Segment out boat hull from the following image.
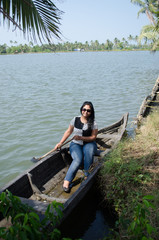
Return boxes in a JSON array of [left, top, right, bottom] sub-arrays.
[[137, 77, 159, 125], [0, 113, 129, 223]]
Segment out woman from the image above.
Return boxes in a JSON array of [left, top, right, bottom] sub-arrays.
[[54, 101, 98, 193]]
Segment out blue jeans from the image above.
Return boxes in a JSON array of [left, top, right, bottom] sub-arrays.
[[64, 141, 97, 183]]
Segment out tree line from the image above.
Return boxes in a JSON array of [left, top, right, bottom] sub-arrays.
[[0, 35, 156, 54], [0, 1, 159, 52], [0, 1, 158, 53]]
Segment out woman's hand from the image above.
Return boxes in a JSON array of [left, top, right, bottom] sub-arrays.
[[54, 125, 74, 151], [54, 142, 62, 150], [73, 135, 82, 140], [73, 129, 98, 142]]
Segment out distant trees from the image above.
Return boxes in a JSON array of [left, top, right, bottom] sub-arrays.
[[0, 35, 156, 55], [0, 44, 7, 54], [105, 39, 113, 50]]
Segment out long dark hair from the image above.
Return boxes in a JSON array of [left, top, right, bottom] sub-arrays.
[[80, 101, 95, 129]]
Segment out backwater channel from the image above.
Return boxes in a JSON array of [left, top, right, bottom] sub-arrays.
[[0, 51, 159, 239]]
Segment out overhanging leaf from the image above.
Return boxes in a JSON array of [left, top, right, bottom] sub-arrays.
[[0, 0, 63, 43]]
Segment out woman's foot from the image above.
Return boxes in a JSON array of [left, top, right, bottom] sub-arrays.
[[62, 180, 70, 193]]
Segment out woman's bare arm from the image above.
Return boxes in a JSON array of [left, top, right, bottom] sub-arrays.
[[54, 125, 74, 150]]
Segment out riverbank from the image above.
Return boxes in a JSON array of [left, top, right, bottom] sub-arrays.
[[0, 41, 156, 55], [99, 110, 159, 239], [0, 48, 154, 56]]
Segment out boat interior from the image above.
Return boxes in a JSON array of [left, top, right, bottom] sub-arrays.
[[1, 116, 126, 206]]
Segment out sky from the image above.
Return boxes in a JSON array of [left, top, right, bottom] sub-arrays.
[[0, 0, 150, 46]]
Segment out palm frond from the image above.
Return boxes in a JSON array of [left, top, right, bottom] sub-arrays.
[[138, 24, 159, 50], [0, 0, 63, 43], [131, 0, 146, 7]]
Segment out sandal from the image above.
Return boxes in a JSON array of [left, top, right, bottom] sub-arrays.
[[62, 185, 70, 193]]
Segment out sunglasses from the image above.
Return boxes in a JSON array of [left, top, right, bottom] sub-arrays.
[[82, 108, 91, 113]]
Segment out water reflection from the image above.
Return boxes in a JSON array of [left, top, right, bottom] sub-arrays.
[[60, 185, 117, 240]]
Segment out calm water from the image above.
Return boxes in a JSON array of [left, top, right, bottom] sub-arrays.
[[0, 51, 159, 239], [0, 51, 159, 187]]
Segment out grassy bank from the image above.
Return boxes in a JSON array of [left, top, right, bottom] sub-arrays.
[[99, 110, 159, 240]]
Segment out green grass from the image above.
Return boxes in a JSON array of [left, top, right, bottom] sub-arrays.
[[99, 111, 159, 240]]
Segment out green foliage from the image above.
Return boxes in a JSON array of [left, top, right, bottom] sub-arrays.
[[100, 111, 159, 239], [128, 195, 156, 239], [0, 0, 62, 43], [131, 0, 159, 51], [0, 44, 7, 54], [106, 195, 157, 240], [0, 35, 154, 56], [0, 190, 64, 240], [100, 141, 153, 213]]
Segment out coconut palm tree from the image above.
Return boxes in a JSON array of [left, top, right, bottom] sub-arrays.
[[138, 24, 159, 50], [131, 0, 157, 25], [0, 0, 62, 43], [131, 0, 159, 50]]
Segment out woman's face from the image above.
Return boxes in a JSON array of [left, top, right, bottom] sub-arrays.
[[81, 104, 92, 118]]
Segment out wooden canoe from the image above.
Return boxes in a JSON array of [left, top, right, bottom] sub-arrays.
[[0, 113, 128, 223], [137, 77, 159, 126]]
